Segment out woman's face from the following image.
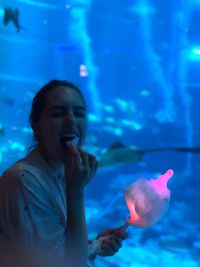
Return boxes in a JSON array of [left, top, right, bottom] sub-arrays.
[[34, 86, 87, 161]]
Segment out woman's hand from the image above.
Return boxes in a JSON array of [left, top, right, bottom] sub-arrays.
[[64, 143, 98, 195], [97, 228, 128, 257], [89, 228, 128, 260]]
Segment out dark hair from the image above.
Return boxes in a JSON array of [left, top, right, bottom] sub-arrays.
[[29, 79, 86, 126]]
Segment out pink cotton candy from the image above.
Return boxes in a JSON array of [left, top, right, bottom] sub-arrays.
[[149, 169, 173, 198], [125, 169, 174, 228]]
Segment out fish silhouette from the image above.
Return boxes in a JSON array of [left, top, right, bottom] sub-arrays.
[[99, 142, 200, 168], [0, 127, 4, 136], [3, 7, 26, 33], [99, 142, 144, 168], [0, 97, 15, 106], [57, 44, 76, 51]]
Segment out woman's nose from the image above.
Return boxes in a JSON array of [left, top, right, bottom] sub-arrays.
[[64, 111, 77, 123]]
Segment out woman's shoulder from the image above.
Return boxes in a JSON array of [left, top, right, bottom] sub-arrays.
[[1, 148, 45, 180], [0, 158, 31, 184], [0, 156, 49, 197], [0, 160, 26, 194], [0, 149, 57, 194]]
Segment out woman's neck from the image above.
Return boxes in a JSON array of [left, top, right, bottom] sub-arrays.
[[38, 145, 64, 177]]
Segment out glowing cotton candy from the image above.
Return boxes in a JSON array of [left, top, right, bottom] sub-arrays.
[[124, 169, 174, 228]]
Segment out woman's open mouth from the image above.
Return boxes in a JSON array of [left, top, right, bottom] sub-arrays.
[[60, 135, 79, 147]]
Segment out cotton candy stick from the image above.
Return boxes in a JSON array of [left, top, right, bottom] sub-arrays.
[[121, 169, 174, 229]]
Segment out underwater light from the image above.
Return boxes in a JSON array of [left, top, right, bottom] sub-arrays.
[[121, 120, 142, 131], [105, 117, 115, 123], [88, 113, 100, 122], [80, 64, 88, 77], [115, 98, 128, 111], [22, 127, 32, 133], [9, 141, 25, 151], [132, 3, 156, 16], [0, 147, 7, 163], [65, 4, 71, 9], [18, 0, 57, 9], [0, 8, 4, 17], [193, 49, 200, 55], [102, 126, 123, 136], [114, 128, 123, 136], [189, 47, 200, 60]]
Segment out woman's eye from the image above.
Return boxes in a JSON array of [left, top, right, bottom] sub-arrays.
[[50, 108, 86, 118], [74, 112, 85, 117], [51, 110, 65, 116]]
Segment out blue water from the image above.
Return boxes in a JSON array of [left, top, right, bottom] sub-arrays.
[[0, 0, 200, 266]]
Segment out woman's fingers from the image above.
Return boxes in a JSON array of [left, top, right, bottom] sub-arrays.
[[64, 145, 98, 190], [98, 228, 128, 240], [77, 147, 98, 177], [88, 154, 98, 177], [66, 143, 81, 167], [77, 147, 89, 169], [104, 235, 122, 250], [100, 237, 122, 256], [100, 243, 116, 256]]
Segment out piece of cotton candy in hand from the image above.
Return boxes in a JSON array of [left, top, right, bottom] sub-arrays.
[[125, 169, 173, 228], [71, 136, 79, 146], [61, 136, 79, 147]]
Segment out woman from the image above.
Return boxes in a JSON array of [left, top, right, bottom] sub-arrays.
[[0, 80, 127, 267]]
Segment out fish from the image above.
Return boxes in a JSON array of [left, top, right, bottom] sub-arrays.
[[98, 142, 200, 168], [0, 97, 15, 106], [98, 142, 144, 168], [18, 0, 57, 9], [3, 7, 26, 33], [0, 126, 4, 136], [57, 44, 76, 52]]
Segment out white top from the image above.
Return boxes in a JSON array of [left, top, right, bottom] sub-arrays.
[[0, 147, 97, 266]]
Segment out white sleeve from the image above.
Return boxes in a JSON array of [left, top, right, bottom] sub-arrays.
[[88, 237, 107, 260]]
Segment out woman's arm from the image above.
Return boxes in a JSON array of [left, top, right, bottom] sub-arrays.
[[63, 143, 98, 267], [65, 193, 88, 267]]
